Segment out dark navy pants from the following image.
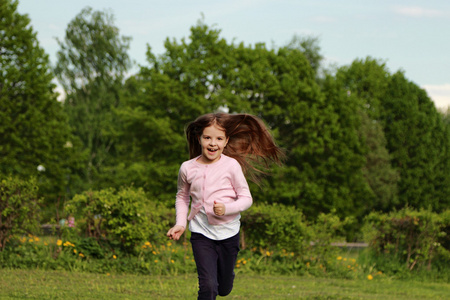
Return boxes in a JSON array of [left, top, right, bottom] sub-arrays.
[[190, 232, 240, 300]]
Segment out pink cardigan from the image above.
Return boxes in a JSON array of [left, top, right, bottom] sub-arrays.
[[175, 154, 253, 228]]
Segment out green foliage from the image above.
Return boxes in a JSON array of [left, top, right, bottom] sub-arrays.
[[241, 203, 352, 265], [1, 209, 449, 282], [241, 203, 311, 255], [309, 211, 354, 261], [336, 58, 450, 213], [0, 176, 42, 250], [362, 208, 450, 275], [357, 109, 399, 212], [286, 35, 323, 73], [65, 187, 170, 252], [0, 0, 76, 210], [54, 7, 132, 192], [2, 4, 449, 249], [382, 73, 450, 211], [123, 21, 374, 225]]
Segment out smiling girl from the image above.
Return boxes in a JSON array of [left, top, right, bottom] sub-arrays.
[[167, 112, 283, 300]]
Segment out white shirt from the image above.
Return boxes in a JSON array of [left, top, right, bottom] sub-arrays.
[[189, 207, 241, 240]]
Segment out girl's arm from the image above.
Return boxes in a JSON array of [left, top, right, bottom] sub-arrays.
[[223, 162, 253, 215], [168, 165, 190, 240], [174, 165, 191, 228]]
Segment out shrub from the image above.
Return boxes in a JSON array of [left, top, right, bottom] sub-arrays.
[[362, 207, 449, 273], [241, 203, 352, 263], [0, 176, 42, 250], [64, 187, 171, 253], [241, 203, 311, 256], [308, 210, 354, 265]]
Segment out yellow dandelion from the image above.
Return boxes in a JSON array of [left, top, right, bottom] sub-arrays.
[[73, 249, 77, 254], [266, 251, 271, 256], [167, 242, 172, 247], [145, 241, 151, 247], [57, 240, 62, 246], [343, 258, 347, 261], [34, 237, 40, 242], [29, 239, 34, 243], [236, 264, 241, 268], [79, 253, 85, 257], [152, 251, 157, 255], [107, 273, 110, 276], [367, 274, 373, 280], [113, 255, 117, 259], [243, 260, 247, 265], [337, 256, 342, 260], [44, 242, 48, 246], [171, 260, 175, 264], [154, 260, 158, 263]]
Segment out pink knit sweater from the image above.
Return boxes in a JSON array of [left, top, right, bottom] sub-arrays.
[[175, 154, 253, 228]]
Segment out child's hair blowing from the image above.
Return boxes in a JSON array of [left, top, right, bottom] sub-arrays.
[[186, 113, 284, 183]]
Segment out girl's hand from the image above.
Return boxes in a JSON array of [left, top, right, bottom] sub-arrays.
[[213, 201, 226, 216], [166, 225, 185, 241]]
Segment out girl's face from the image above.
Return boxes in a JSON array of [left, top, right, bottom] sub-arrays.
[[198, 124, 229, 164]]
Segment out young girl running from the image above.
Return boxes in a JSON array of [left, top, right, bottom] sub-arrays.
[[167, 112, 283, 299]]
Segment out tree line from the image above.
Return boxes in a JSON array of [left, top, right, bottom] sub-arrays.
[[1, 1, 449, 230]]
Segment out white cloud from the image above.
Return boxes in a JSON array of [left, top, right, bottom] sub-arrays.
[[392, 6, 446, 18], [423, 84, 450, 110]]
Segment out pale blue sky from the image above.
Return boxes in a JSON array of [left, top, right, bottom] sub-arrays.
[[17, 0, 450, 109]]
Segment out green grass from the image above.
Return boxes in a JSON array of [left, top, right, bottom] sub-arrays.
[[0, 269, 449, 299]]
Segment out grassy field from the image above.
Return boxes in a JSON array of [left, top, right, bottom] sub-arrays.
[[0, 269, 449, 299]]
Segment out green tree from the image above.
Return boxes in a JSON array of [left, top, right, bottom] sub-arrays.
[[0, 0, 76, 213], [358, 108, 399, 211], [54, 7, 131, 191], [337, 58, 449, 212], [120, 20, 371, 230], [335, 58, 400, 213], [382, 72, 449, 211], [286, 35, 323, 74]]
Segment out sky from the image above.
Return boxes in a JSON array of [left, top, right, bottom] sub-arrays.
[[17, 0, 450, 110]]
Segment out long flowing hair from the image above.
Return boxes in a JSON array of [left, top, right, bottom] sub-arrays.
[[185, 113, 284, 183]]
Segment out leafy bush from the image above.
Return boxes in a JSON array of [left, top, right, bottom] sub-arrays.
[[241, 203, 312, 255], [362, 207, 449, 274], [308, 210, 354, 262], [64, 187, 171, 253], [0, 176, 42, 250], [241, 203, 352, 265]]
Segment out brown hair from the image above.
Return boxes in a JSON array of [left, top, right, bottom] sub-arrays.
[[186, 113, 284, 183]]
